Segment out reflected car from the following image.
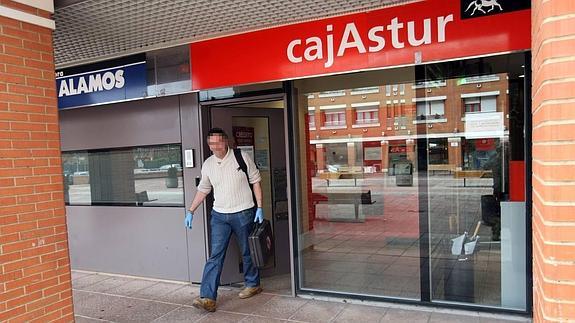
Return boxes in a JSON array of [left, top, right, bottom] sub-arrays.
[[159, 164, 182, 171]]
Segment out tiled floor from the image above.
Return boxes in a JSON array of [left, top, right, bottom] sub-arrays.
[[72, 271, 530, 322], [304, 173, 505, 306]]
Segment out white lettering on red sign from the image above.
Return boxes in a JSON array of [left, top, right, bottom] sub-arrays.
[[287, 14, 454, 68]]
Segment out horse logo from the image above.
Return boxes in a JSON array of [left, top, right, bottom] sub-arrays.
[[465, 0, 503, 16]]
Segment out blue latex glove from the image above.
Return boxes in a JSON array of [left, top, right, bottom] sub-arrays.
[[185, 211, 193, 229], [254, 207, 263, 223]]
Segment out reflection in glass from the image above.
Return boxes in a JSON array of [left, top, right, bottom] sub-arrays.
[[294, 53, 527, 309], [425, 59, 526, 309], [296, 72, 421, 299], [62, 144, 184, 207], [145, 45, 191, 97]]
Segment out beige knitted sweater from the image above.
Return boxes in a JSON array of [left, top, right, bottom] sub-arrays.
[[197, 148, 261, 213]]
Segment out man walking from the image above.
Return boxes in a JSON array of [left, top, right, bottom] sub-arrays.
[[185, 128, 264, 312]]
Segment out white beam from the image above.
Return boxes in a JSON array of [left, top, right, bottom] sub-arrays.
[[0, 5, 55, 29]]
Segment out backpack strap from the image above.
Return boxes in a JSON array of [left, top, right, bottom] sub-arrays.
[[233, 149, 258, 207], [234, 148, 248, 177]]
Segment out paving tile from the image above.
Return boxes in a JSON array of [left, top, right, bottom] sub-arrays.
[[153, 284, 201, 306], [129, 281, 188, 300], [239, 315, 288, 323], [333, 304, 387, 323], [75, 315, 111, 323], [261, 275, 291, 295], [73, 291, 117, 319], [98, 278, 160, 297], [78, 276, 137, 293], [251, 295, 308, 319], [197, 311, 248, 322], [429, 312, 481, 323], [477, 313, 532, 323], [380, 308, 431, 322], [74, 292, 178, 322], [288, 300, 345, 323], [73, 290, 92, 303], [72, 271, 94, 281], [72, 273, 114, 290], [217, 291, 274, 314], [152, 306, 208, 322]]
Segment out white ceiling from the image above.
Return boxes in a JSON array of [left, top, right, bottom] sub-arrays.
[[53, 0, 413, 67]]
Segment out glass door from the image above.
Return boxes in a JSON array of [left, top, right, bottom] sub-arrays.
[[425, 55, 528, 310], [293, 68, 422, 299]]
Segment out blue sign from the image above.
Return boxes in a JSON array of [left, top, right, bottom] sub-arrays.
[[56, 56, 147, 109]]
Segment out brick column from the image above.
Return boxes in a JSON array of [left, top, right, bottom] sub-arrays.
[[532, 0, 575, 321], [0, 1, 74, 322]]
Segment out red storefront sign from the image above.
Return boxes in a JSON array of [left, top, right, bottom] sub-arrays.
[[190, 0, 530, 90]]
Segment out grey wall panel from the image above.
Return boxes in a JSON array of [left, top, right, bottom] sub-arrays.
[[66, 206, 189, 281], [59, 96, 181, 151], [179, 93, 208, 282]]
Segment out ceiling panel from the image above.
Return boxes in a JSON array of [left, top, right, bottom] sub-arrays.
[[53, 0, 414, 67]]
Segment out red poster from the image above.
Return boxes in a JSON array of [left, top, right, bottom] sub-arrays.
[[475, 138, 496, 151], [389, 146, 407, 154], [232, 126, 254, 147], [190, 0, 530, 90]]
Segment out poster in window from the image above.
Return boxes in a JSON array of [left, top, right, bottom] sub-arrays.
[[233, 126, 255, 147], [364, 147, 381, 161]]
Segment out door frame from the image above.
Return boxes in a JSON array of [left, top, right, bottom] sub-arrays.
[[198, 92, 296, 296]]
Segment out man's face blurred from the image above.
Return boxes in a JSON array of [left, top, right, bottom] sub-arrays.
[[207, 134, 228, 157]]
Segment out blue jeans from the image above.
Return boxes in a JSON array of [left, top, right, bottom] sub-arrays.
[[200, 208, 260, 300]]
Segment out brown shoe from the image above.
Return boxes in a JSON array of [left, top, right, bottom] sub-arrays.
[[238, 286, 263, 299], [192, 297, 216, 312]]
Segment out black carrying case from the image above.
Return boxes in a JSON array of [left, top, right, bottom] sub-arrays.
[[248, 219, 274, 269]]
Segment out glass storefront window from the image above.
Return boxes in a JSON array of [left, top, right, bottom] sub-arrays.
[[62, 144, 184, 207], [323, 110, 346, 128], [198, 82, 283, 101], [464, 96, 497, 113], [416, 99, 445, 120], [293, 53, 527, 310], [145, 45, 191, 97], [295, 66, 420, 299], [355, 108, 379, 125]]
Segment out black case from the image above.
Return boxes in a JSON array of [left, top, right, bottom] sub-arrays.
[[248, 219, 274, 269]]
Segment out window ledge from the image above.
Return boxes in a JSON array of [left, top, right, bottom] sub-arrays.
[[412, 118, 447, 124], [320, 125, 348, 130], [352, 123, 380, 128]]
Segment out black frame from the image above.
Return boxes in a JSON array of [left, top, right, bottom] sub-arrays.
[[286, 51, 533, 316], [62, 143, 185, 207]]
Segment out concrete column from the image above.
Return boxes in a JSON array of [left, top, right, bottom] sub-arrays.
[[347, 142, 356, 167], [448, 137, 462, 170], [406, 139, 416, 168], [381, 141, 389, 172], [316, 144, 326, 172]]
